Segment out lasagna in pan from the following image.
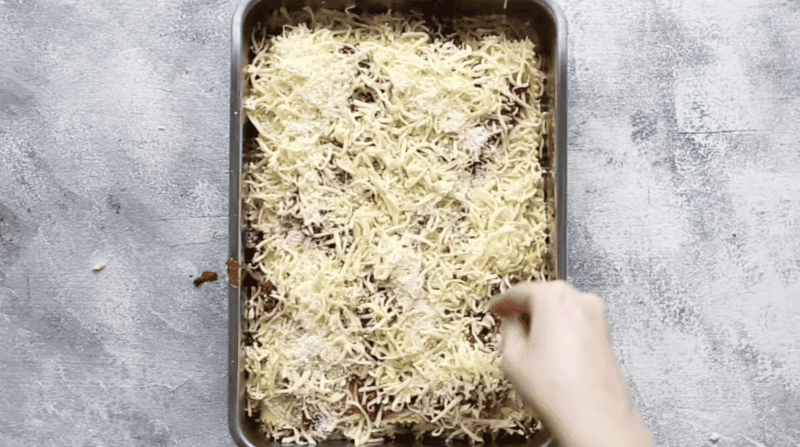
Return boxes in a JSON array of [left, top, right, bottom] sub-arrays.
[[240, 6, 552, 445]]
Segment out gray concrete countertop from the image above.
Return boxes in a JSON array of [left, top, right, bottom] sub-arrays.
[[1, 0, 798, 446]]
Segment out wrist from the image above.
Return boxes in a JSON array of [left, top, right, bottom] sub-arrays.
[[552, 408, 655, 447]]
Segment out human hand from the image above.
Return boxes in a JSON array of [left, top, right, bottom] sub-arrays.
[[488, 281, 656, 447]]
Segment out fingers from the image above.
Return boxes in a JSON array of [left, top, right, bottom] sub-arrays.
[[500, 355, 549, 428], [491, 279, 572, 303], [488, 298, 530, 318], [498, 315, 545, 409], [489, 285, 533, 333], [500, 356, 536, 406], [495, 299, 534, 403], [490, 280, 574, 334], [488, 284, 532, 311], [489, 280, 573, 316], [498, 314, 528, 363]]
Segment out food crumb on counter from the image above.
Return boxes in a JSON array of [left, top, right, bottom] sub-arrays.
[[193, 271, 218, 287], [92, 263, 105, 271]]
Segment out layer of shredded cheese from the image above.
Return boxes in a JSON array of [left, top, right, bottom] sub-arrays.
[[241, 7, 552, 446]]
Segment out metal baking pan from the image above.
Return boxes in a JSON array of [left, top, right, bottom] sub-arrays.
[[228, 0, 567, 445]]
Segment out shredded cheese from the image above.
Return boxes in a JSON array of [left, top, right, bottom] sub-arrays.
[[241, 7, 552, 446]]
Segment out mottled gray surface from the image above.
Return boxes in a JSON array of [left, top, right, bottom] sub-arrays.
[[0, 0, 798, 446]]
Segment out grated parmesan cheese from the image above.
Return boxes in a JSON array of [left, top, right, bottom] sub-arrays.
[[241, 7, 552, 446]]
